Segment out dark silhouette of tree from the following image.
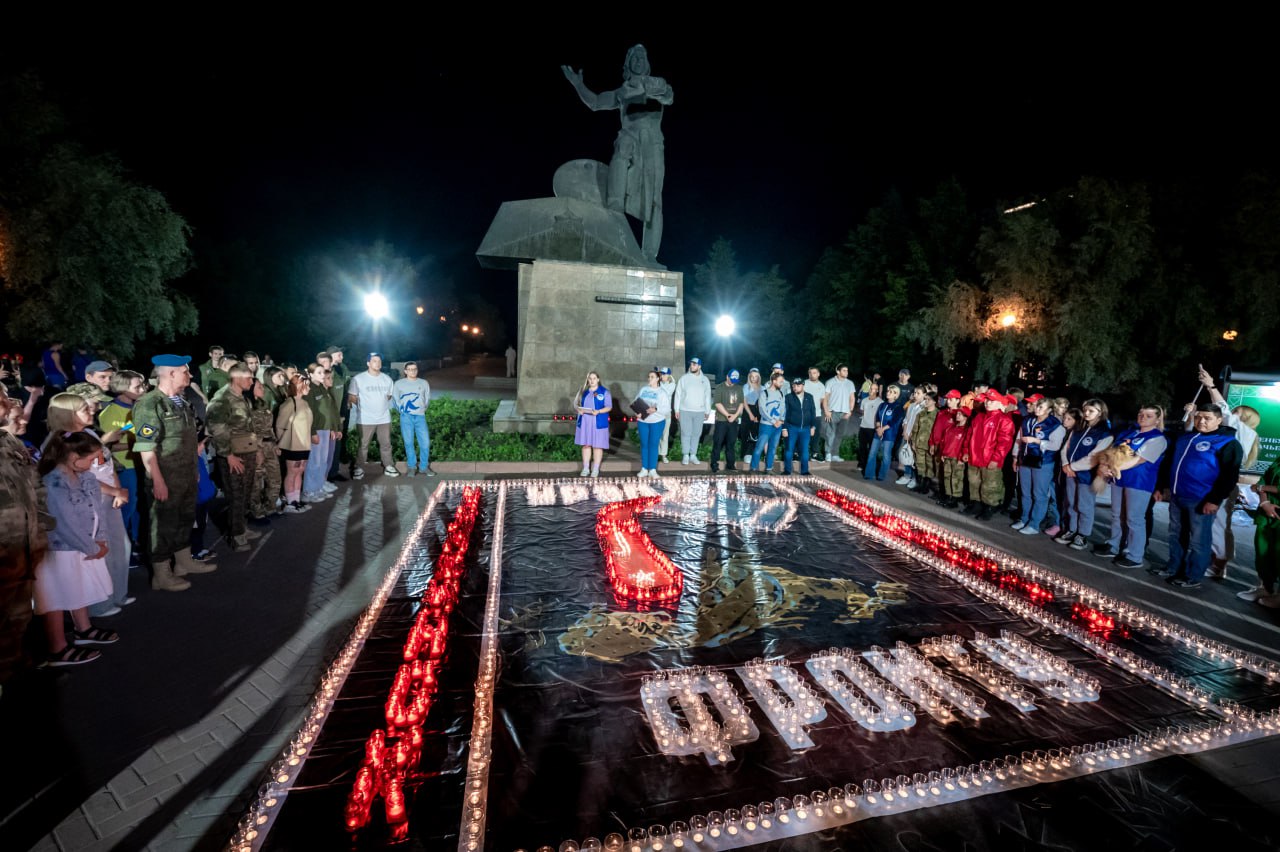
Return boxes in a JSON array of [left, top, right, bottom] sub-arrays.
[[0, 73, 194, 357]]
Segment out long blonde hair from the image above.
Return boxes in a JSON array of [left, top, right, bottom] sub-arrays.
[[579, 371, 601, 399]]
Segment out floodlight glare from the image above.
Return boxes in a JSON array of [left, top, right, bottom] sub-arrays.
[[364, 292, 390, 320], [715, 314, 736, 337]]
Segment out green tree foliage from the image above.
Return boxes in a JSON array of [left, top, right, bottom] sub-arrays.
[[907, 178, 1169, 398], [805, 180, 979, 375], [0, 73, 194, 357]]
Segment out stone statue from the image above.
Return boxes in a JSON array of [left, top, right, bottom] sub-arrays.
[[562, 44, 672, 263]]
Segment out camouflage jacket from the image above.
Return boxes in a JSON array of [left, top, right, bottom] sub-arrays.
[[206, 386, 259, 456], [0, 431, 50, 575]]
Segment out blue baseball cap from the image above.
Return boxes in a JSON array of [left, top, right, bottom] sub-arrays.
[[658, 366, 672, 375], [748, 367, 761, 375], [151, 354, 191, 367], [689, 357, 701, 365], [771, 362, 784, 372], [727, 369, 740, 382]]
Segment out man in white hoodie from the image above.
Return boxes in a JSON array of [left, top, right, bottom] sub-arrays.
[[673, 357, 712, 465]]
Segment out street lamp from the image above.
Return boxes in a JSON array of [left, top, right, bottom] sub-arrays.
[[715, 314, 736, 381], [1000, 312, 1017, 328], [364, 292, 389, 320]]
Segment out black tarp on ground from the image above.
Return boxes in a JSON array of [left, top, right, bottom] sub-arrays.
[[264, 480, 1280, 851]]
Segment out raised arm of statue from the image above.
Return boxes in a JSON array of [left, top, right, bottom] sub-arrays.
[[561, 65, 618, 112]]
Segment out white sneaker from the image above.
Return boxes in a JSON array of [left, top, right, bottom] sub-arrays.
[[579, 468, 591, 477], [302, 491, 325, 503], [682, 456, 690, 465], [649, 469, 661, 479], [660, 456, 669, 464], [637, 469, 649, 478], [895, 475, 911, 485], [1238, 585, 1268, 602], [906, 478, 918, 489], [1011, 521, 1028, 531], [322, 482, 338, 493], [832, 455, 844, 462], [1259, 592, 1280, 609], [384, 466, 401, 477], [590, 469, 600, 478]]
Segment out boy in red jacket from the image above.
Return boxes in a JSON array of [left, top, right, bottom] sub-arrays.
[[962, 393, 1017, 520], [937, 405, 970, 509]]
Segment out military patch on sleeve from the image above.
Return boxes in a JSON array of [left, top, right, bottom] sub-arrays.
[[138, 424, 158, 438]]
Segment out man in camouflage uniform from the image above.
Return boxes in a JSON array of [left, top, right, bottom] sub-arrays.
[[199, 345, 226, 398], [206, 362, 261, 552], [65, 359, 116, 407], [133, 355, 216, 591], [249, 377, 283, 519], [0, 388, 48, 686]]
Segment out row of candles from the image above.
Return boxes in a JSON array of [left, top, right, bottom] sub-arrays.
[[796, 484, 1255, 721], [344, 486, 483, 841], [460, 484, 510, 851], [597, 497, 684, 604], [527, 714, 1280, 852], [226, 486, 454, 851], [939, 632, 1100, 705], [645, 480, 799, 534]]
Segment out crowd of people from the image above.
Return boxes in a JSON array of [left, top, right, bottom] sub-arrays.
[[0, 342, 436, 677], [609, 357, 1278, 605]]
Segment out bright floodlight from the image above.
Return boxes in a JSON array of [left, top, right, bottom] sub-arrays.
[[1000, 312, 1017, 328], [364, 292, 390, 320], [715, 314, 736, 337]]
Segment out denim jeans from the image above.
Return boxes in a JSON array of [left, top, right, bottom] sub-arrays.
[[864, 431, 896, 480], [118, 467, 139, 543], [303, 431, 332, 494], [1106, 486, 1152, 561], [399, 414, 430, 471], [1066, 478, 1098, 536], [1166, 495, 1216, 581], [784, 427, 811, 474], [1018, 464, 1055, 527], [752, 423, 781, 472], [638, 420, 662, 470]]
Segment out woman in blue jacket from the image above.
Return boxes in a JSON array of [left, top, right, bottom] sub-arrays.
[[864, 385, 903, 481]]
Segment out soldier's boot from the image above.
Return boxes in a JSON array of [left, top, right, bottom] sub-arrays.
[[174, 550, 217, 576], [151, 560, 192, 592]]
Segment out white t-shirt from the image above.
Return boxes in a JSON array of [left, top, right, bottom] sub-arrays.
[[351, 371, 395, 425]]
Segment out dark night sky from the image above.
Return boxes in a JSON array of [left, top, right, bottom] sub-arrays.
[[6, 21, 1273, 355]]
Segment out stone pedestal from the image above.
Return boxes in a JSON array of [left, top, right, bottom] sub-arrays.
[[493, 259, 684, 434]]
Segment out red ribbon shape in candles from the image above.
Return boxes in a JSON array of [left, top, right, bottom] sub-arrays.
[[596, 496, 683, 605]]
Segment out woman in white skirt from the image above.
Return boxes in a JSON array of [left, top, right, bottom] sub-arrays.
[[36, 431, 119, 666]]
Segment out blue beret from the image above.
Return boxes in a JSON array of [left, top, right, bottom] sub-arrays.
[[151, 354, 191, 367]]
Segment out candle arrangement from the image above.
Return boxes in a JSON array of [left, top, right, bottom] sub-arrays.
[[596, 496, 683, 605], [343, 486, 482, 841], [640, 667, 760, 765]]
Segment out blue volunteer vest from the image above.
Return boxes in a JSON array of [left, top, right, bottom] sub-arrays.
[[1170, 430, 1236, 502], [1113, 428, 1164, 493], [1021, 415, 1062, 467], [1063, 424, 1110, 485], [580, 389, 610, 429]]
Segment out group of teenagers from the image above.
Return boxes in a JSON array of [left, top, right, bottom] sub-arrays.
[[0, 342, 436, 675], [572, 359, 1280, 606], [851, 366, 1278, 602]]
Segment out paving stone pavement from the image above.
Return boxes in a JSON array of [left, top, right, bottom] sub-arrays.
[[4, 461, 1279, 852]]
